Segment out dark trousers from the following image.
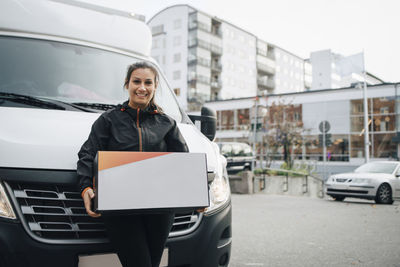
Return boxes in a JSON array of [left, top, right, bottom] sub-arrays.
[[103, 213, 174, 267]]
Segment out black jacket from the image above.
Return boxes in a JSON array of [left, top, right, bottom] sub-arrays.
[[77, 101, 189, 193]]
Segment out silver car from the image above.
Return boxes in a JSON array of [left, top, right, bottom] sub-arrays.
[[325, 161, 400, 204]]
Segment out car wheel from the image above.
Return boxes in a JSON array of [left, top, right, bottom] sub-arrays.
[[333, 196, 345, 201], [375, 183, 393, 204]]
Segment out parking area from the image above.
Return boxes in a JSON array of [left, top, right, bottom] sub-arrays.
[[229, 194, 400, 267]]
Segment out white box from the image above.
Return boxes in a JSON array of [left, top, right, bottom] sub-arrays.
[[93, 151, 209, 213]]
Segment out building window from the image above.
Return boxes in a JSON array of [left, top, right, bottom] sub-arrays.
[[173, 70, 181, 80], [173, 53, 181, 63], [151, 24, 164, 35], [173, 19, 182, 29], [380, 107, 389, 114], [173, 88, 180, 96], [173, 36, 181, 46], [237, 109, 250, 130], [283, 55, 288, 62], [152, 39, 160, 49], [221, 110, 234, 130], [294, 112, 301, 122]]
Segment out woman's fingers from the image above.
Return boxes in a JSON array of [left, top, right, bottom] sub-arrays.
[[83, 189, 101, 217], [88, 189, 95, 199], [87, 209, 102, 218], [196, 207, 206, 213]]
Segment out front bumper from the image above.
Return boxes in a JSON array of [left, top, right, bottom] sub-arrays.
[[0, 202, 232, 267], [167, 202, 232, 267], [325, 183, 377, 200], [0, 218, 111, 267]]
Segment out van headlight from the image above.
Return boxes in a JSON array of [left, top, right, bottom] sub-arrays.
[[205, 166, 230, 215], [0, 181, 16, 219]]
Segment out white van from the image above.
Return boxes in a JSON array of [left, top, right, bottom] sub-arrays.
[[0, 1, 232, 266]]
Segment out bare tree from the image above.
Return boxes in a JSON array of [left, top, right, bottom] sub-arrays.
[[263, 99, 304, 169]]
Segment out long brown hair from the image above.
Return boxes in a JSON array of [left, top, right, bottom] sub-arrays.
[[124, 62, 161, 111]]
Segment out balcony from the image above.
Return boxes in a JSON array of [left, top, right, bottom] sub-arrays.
[[211, 61, 222, 72], [257, 62, 275, 75], [188, 56, 211, 68], [188, 74, 210, 86], [189, 19, 222, 38], [257, 55, 275, 75], [189, 38, 223, 55], [257, 77, 275, 90], [210, 44, 223, 55], [189, 20, 210, 32], [211, 18, 222, 38], [211, 79, 222, 89]]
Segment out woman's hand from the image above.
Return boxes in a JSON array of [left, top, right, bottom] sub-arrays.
[[196, 208, 206, 213], [82, 188, 101, 218]]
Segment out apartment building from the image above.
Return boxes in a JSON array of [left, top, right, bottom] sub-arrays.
[[148, 5, 307, 111], [149, 5, 384, 112], [310, 49, 383, 90]]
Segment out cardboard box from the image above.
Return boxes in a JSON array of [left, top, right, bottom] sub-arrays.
[[93, 151, 209, 213]]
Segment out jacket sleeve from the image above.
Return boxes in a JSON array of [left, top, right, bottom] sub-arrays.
[[165, 119, 189, 152], [77, 114, 110, 194]]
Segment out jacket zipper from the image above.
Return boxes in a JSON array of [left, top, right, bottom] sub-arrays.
[[137, 108, 143, 151]]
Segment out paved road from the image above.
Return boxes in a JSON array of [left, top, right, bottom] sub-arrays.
[[229, 194, 400, 267]]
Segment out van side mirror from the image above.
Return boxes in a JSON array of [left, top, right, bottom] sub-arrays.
[[188, 106, 217, 141]]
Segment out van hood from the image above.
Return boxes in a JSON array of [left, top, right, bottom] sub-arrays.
[[0, 107, 219, 172], [0, 107, 99, 170]]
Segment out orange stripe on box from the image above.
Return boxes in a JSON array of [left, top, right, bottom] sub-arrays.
[[98, 151, 171, 171]]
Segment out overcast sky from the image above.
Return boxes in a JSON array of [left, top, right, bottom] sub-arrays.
[[95, 0, 399, 83]]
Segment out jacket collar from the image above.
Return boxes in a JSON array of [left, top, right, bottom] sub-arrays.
[[120, 100, 159, 115]]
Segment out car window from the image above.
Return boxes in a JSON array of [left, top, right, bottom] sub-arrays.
[[220, 144, 233, 156], [354, 162, 398, 174], [219, 143, 253, 157]]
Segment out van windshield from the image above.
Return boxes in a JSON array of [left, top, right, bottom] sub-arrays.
[[0, 36, 182, 121]]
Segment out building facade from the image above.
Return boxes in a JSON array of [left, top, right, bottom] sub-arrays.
[[148, 5, 307, 111], [205, 83, 400, 165], [149, 5, 384, 114], [310, 49, 383, 90]]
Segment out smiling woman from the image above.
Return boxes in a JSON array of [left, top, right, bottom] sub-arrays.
[[77, 61, 190, 266], [124, 62, 158, 110]]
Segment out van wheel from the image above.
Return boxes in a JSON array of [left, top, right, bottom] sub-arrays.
[[375, 183, 393, 204]]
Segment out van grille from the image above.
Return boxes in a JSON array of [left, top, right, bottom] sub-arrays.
[[7, 182, 201, 243]]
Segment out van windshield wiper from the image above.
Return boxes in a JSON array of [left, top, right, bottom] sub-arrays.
[[0, 92, 65, 110], [72, 102, 116, 111]]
